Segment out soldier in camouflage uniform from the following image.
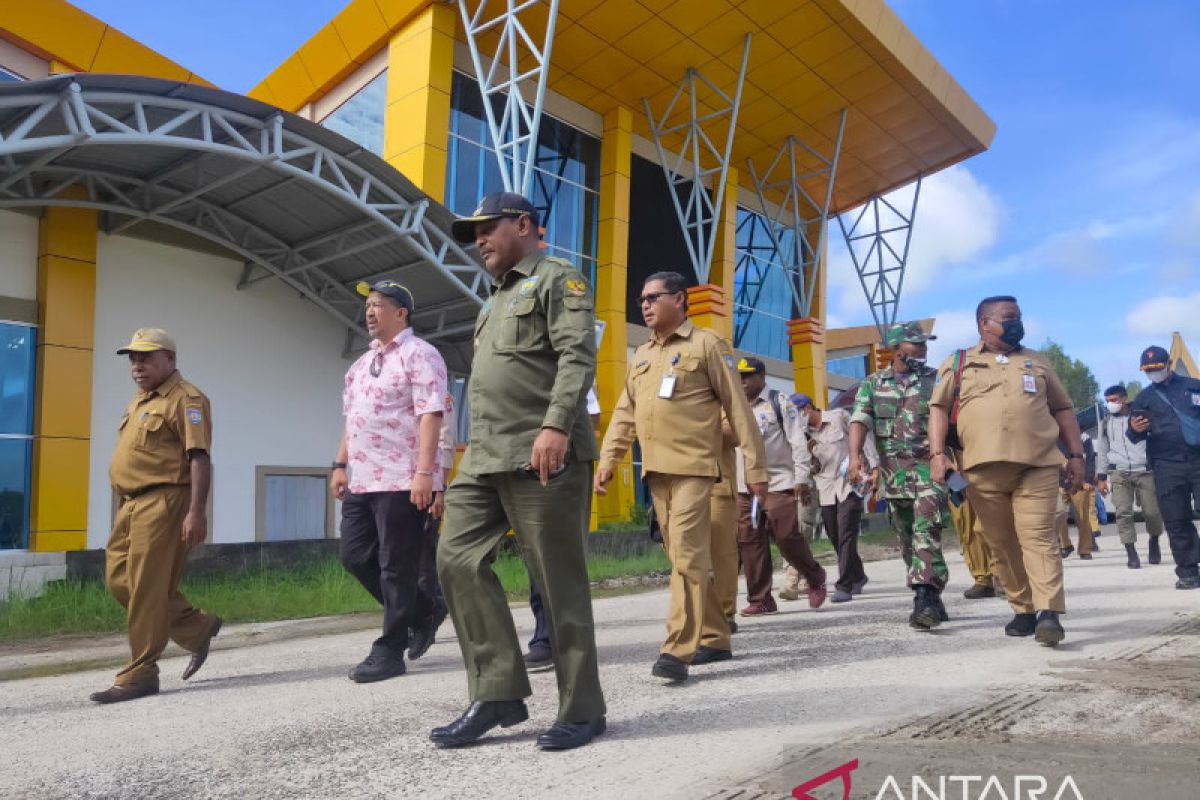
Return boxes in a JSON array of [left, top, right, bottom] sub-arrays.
[[847, 321, 951, 630]]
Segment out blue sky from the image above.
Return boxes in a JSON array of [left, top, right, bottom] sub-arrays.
[[73, 0, 1200, 393]]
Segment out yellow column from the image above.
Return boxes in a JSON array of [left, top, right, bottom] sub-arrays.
[[383, 3, 455, 202], [594, 106, 635, 524], [30, 206, 97, 552], [791, 220, 830, 404], [687, 167, 738, 342]]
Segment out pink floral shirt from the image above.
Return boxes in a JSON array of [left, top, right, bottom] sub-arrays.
[[343, 328, 448, 493]]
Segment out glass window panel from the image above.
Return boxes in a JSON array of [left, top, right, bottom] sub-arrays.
[[0, 323, 35, 435], [322, 71, 387, 156], [733, 207, 798, 362], [0, 68, 23, 82], [0, 438, 31, 550], [827, 355, 868, 379]]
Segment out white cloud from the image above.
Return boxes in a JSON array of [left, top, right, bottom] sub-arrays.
[[925, 309, 978, 366], [828, 165, 1003, 318], [1167, 192, 1200, 249], [1125, 292, 1200, 341]]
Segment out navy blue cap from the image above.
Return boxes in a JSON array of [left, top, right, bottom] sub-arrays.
[[1139, 346, 1170, 371], [451, 192, 539, 243], [356, 280, 414, 313]]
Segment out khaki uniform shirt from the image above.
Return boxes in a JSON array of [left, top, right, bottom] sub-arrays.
[[807, 408, 878, 505], [930, 343, 1073, 470], [459, 253, 599, 475], [600, 320, 767, 483], [109, 371, 211, 497], [735, 390, 811, 493]]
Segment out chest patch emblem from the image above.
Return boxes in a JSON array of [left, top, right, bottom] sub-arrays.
[[519, 276, 541, 297]]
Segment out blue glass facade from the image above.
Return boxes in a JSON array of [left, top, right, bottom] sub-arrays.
[[322, 70, 387, 156], [827, 354, 868, 379], [445, 71, 600, 284], [0, 322, 36, 550], [732, 207, 798, 362]]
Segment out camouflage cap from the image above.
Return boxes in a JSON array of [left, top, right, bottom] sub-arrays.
[[884, 321, 936, 348]]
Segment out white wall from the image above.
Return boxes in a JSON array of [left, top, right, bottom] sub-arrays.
[[89, 235, 351, 547], [0, 210, 38, 303]]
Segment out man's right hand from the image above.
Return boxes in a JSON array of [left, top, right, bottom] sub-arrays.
[[1130, 414, 1151, 433], [930, 453, 952, 485], [330, 467, 349, 500], [594, 466, 613, 495], [847, 455, 863, 486]]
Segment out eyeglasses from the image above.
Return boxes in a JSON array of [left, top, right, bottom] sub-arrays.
[[637, 291, 678, 306], [369, 351, 384, 377]]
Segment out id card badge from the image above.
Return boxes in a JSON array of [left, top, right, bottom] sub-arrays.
[[658, 372, 677, 399], [1022, 373, 1037, 393]]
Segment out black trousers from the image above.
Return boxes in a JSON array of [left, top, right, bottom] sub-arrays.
[[822, 495, 866, 593], [1153, 458, 1200, 579], [528, 573, 550, 652], [340, 491, 431, 654]]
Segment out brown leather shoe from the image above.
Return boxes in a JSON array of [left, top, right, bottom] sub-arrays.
[[181, 616, 223, 681], [90, 681, 159, 704]]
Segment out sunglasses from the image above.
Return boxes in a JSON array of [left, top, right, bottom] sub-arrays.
[[637, 291, 679, 306]]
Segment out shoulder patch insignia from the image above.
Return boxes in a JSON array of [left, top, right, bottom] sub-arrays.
[[187, 407, 203, 425], [564, 277, 588, 297], [519, 276, 541, 296], [724, 354, 735, 369]]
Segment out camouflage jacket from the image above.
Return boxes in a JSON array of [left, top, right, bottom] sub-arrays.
[[849, 365, 944, 499]]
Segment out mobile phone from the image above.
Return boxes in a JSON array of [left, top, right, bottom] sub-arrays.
[[946, 470, 969, 493], [517, 461, 569, 480]]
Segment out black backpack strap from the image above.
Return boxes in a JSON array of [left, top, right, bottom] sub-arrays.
[[768, 389, 785, 431]]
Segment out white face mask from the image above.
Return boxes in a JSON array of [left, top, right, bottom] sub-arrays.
[[1105, 401, 1123, 414], [1145, 369, 1170, 384]]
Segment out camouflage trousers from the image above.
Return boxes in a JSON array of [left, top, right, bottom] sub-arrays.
[[888, 494, 950, 590]]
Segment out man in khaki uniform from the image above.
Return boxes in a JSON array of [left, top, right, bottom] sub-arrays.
[[91, 329, 221, 704], [930, 296, 1085, 646], [433, 193, 605, 752], [598, 271, 767, 682], [949, 490, 1001, 598]]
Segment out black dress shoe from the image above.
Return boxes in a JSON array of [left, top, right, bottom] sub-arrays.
[[1148, 536, 1162, 564], [1176, 575, 1200, 590], [651, 653, 688, 681], [181, 616, 223, 681], [1004, 613, 1037, 637], [1034, 610, 1065, 646], [1060, 545, 1074, 559], [349, 651, 406, 683], [408, 607, 447, 661], [963, 583, 996, 600], [691, 645, 733, 665], [523, 645, 555, 672], [536, 717, 606, 750], [1079, 553, 1093, 560], [430, 700, 528, 747], [89, 681, 159, 704], [727, 618, 739, 634]]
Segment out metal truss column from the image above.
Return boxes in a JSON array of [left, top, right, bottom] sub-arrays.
[[836, 177, 923, 337], [642, 34, 751, 285], [458, 0, 561, 196], [746, 108, 846, 319]]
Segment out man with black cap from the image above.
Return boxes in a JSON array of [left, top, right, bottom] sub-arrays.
[[331, 280, 448, 683], [1126, 345, 1200, 589], [91, 328, 221, 704], [734, 356, 827, 615], [848, 321, 951, 630], [433, 192, 606, 751]]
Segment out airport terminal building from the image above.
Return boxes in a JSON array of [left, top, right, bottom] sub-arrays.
[[0, 0, 993, 572]]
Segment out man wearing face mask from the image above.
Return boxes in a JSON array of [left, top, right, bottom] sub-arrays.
[[1126, 346, 1200, 589], [1096, 384, 1164, 569], [929, 296, 1085, 646], [849, 321, 951, 629]]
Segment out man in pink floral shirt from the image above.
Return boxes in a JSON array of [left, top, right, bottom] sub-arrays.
[[330, 280, 447, 683]]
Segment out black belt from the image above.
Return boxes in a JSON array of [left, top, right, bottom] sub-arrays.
[[121, 483, 175, 501]]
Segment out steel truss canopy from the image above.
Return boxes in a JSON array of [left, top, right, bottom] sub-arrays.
[[0, 74, 488, 373]]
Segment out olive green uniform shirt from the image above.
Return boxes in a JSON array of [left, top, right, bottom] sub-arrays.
[[930, 343, 1073, 471], [109, 371, 211, 496], [459, 253, 598, 475], [600, 320, 767, 483]]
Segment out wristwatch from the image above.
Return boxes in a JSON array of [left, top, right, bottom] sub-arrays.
[[1067, 454, 1084, 460], [332, 461, 348, 470]]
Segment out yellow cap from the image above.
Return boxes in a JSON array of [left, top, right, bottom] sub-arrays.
[[117, 328, 176, 355]]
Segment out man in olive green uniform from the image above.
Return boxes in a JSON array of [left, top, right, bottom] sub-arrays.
[[929, 296, 1085, 647], [598, 271, 767, 681], [91, 328, 222, 704], [850, 322, 951, 629], [433, 193, 605, 752]]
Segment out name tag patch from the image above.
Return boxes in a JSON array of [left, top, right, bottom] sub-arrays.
[[1022, 374, 1037, 393], [658, 373, 676, 399], [187, 407, 203, 424]]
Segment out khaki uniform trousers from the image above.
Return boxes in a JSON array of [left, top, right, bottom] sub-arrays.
[[647, 474, 728, 660], [105, 485, 215, 687], [963, 462, 1066, 614], [708, 492, 739, 628], [1058, 487, 1095, 555], [950, 495, 998, 586]]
